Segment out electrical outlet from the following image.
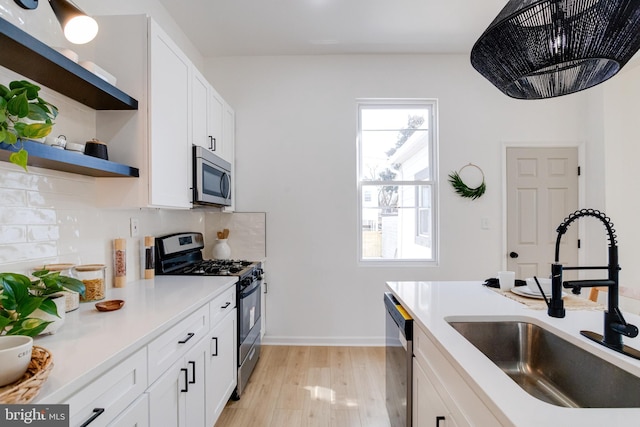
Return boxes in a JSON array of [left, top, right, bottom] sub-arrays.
[[130, 218, 140, 237], [481, 217, 489, 230]]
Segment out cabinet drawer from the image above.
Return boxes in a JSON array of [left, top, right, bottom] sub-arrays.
[[414, 326, 503, 426], [210, 286, 236, 326], [66, 347, 147, 427], [148, 304, 209, 383]]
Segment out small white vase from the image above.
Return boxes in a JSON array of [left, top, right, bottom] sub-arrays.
[[33, 294, 66, 335], [212, 239, 231, 260]]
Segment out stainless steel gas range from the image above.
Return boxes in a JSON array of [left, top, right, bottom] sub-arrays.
[[155, 232, 262, 399]]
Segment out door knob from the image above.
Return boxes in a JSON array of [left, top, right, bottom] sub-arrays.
[[509, 252, 519, 258]]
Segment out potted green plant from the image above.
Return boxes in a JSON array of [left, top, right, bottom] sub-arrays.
[[0, 80, 58, 171], [0, 270, 84, 337]]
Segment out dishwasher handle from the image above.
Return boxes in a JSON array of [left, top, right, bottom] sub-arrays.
[[384, 292, 413, 340]]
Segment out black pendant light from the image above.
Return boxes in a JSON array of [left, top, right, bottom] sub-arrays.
[[471, 0, 640, 99], [14, 0, 98, 44]]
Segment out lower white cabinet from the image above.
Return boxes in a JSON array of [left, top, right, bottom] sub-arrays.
[[107, 394, 149, 427], [147, 336, 209, 427], [413, 358, 457, 427], [146, 290, 237, 427], [413, 326, 502, 426], [66, 348, 148, 427], [206, 307, 237, 426], [61, 286, 237, 427]]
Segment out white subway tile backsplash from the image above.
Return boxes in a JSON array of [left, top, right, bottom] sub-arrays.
[[28, 225, 61, 242], [0, 242, 57, 264], [0, 207, 56, 225], [0, 188, 26, 207], [0, 226, 26, 244]]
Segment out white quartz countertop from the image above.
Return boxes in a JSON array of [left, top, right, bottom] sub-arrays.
[[386, 281, 640, 427], [32, 275, 237, 403]]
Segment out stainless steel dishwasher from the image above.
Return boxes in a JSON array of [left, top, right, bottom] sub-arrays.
[[385, 292, 413, 427]]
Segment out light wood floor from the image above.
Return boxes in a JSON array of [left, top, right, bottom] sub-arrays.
[[215, 345, 391, 427]]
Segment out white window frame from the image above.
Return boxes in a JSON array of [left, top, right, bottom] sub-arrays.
[[356, 99, 439, 266]]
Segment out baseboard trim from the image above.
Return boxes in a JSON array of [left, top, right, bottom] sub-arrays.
[[262, 335, 385, 346]]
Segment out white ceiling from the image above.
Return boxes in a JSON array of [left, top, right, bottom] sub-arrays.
[[158, 0, 508, 57]]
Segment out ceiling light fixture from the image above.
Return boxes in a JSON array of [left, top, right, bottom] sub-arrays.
[[14, 0, 98, 44], [471, 0, 640, 99]]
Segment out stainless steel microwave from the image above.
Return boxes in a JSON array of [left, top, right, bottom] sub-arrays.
[[192, 146, 232, 207]]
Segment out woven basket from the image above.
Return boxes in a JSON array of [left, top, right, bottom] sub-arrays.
[[0, 346, 53, 404]]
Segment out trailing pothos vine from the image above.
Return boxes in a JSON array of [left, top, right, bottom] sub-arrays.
[[0, 80, 58, 171], [448, 163, 486, 200]]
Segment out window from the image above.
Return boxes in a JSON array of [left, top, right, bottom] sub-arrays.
[[357, 100, 438, 264]]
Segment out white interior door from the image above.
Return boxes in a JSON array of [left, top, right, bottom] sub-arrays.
[[506, 147, 579, 280]]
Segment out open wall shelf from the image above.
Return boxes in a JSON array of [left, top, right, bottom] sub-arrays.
[[0, 17, 139, 177], [0, 140, 139, 178], [0, 18, 138, 110]]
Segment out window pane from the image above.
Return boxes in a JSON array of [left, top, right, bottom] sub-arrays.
[[360, 105, 431, 182], [361, 184, 434, 260], [361, 108, 429, 131]]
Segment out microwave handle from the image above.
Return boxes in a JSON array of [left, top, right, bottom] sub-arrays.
[[221, 172, 231, 200]]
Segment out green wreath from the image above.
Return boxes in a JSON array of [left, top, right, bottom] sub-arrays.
[[448, 164, 486, 200]]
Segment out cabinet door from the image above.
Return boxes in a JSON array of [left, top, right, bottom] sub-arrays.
[[206, 308, 237, 427], [413, 358, 456, 427], [107, 394, 149, 427], [148, 20, 191, 208], [208, 87, 224, 159], [147, 358, 186, 427], [184, 337, 208, 427], [191, 69, 210, 151]]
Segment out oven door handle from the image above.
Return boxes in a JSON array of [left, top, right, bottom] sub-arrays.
[[240, 282, 261, 299]]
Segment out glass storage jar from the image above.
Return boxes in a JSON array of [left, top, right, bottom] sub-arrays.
[[73, 264, 106, 302], [32, 263, 80, 312]]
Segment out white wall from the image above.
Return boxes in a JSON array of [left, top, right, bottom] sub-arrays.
[[603, 63, 640, 295], [205, 54, 600, 344]]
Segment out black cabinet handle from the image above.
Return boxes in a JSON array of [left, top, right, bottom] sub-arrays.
[[180, 368, 189, 392], [509, 251, 519, 258], [188, 361, 196, 384], [178, 332, 195, 344], [209, 136, 216, 151], [436, 415, 446, 426], [221, 301, 231, 309], [79, 408, 105, 427], [212, 337, 218, 356]]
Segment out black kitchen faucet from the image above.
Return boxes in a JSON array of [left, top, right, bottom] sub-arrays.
[[546, 209, 640, 359]]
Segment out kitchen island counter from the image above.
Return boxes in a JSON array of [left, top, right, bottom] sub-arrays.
[[33, 275, 237, 404], [386, 281, 640, 427]]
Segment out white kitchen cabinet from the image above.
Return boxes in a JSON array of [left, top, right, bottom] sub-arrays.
[[413, 325, 502, 426], [221, 102, 236, 212], [147, 304, 210, 383], [107, 394, 149, 427], [147, 357, 185, 427], [191, 67, 233, 163], [207, 307, 237, 426], [148, 20, 191, 208], [413, 358, 456, 427], [83, 16, 192, 208], [147, 333, 209, 427], [208, 87, 226, 160], [192, 68, 211, 152], [65, 347, 147, 427]]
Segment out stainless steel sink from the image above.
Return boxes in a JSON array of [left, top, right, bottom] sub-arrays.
[[448, 320, 640, 408]]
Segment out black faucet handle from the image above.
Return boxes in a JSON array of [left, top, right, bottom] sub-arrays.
[[611, 307, 639, 338]]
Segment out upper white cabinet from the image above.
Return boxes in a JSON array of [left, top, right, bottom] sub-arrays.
[[84, 15, 234, 209], [191, 67, 233, 164], [148, 20, 191, 208]]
